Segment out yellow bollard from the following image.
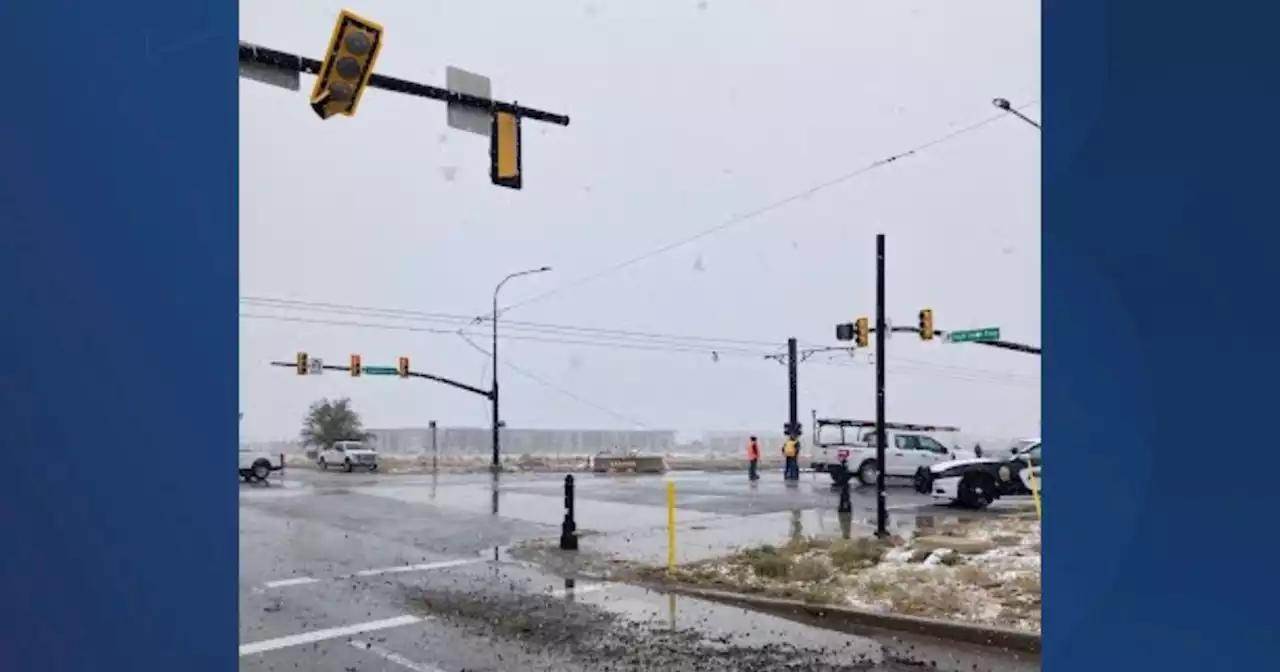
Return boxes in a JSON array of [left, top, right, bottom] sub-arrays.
[[1023, 455, 1042, 522], [666, 480, 677, 575]]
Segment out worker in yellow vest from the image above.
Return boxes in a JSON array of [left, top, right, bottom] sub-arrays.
[[782, 437, 799, 481]]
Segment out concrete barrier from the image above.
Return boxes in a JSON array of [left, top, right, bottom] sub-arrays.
[[591, 455, 668, 474]]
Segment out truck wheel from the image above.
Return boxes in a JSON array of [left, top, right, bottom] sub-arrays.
[[856, 459, 880, 487], [957, 474, 996, 509], [368, 463, 378, 472], [319, 458, 327, 471], [343, 459, 353, 473], [252, 460, 271, 482]]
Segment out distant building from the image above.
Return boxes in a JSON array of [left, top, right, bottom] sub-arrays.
[[363, 426, 679, 455]]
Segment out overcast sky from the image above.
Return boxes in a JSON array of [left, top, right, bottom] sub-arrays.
[[239, 0, 1040, 442]]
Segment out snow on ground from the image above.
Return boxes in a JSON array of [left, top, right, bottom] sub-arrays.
[[662, 513, 1041, 633]]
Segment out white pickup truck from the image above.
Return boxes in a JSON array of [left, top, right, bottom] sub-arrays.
[[317, 440, 379, 472], [809, 416, 974, 486], [238, 446, 283, 483]]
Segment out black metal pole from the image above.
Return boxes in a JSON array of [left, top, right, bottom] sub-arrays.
[[430, 420, 438, 473], [875, 233, 889, 539], [787, 338, 799, 440], [491, 288, 501, 474], [560, 474, 578, 550]]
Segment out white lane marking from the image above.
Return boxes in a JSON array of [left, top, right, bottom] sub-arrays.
[[353, 557, 481, 578], [350, 640, 447, 672], [259, 557, 483, 590], [262, 576, 320, 588], [238, 614, 422, 656], [547, 582, 610, 599]]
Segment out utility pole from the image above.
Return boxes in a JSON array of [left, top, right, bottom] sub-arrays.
[[787, 337, 799, 441], [874, 234, 889, 539]]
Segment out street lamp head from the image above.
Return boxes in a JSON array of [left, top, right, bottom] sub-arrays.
[[537, 266, 552, 272], [992, 98, 1012, 111]]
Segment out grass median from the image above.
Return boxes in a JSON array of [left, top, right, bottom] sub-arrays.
[[638, 512, 1041, 634]]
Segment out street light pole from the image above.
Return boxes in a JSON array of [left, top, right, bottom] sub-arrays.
[[491, 266, 552, 473], [992, 98, 1041, 130]]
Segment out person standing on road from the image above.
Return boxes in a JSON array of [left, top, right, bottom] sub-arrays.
[[746, 436, 761, 481], [782, 437, 799, 480]]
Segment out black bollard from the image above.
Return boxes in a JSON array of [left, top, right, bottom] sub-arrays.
[[559, 474, 578, 550]]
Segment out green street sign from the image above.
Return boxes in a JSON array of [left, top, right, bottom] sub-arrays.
[[947, 327, 1001, 343], [363, 366, 399, 376]]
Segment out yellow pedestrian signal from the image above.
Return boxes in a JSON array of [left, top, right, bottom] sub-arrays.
[[310, 10, 384, 120], [490, 111, 522, 189], [296, 352, 309, 375], [855, 318, 869, 348], [918, 308, 934, 341], [397, 356, 410, 378], [350, 354, 362, 377]]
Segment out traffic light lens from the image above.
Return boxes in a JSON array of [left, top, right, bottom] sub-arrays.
[[335, 57, 362, 80], [329, 82, 354, 101], [344, 31, 372, 55]]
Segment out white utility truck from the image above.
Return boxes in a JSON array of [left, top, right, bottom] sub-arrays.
[[238, 446, 283, 483], [809, 415, 972, 486]]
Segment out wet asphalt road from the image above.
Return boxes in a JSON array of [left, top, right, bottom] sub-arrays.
[[239, 467, 1040, 671]]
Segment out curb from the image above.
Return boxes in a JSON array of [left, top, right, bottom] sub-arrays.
[[636, 582, 1041, 654]]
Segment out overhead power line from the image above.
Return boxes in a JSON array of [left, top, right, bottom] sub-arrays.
[[496, 100, 1041, 316]]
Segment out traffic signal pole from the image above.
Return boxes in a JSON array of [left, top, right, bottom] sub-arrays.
[[874, 234, 890, 539], [238, 43, 570, 127]]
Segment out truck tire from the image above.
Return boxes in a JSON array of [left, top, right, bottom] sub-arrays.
[[252, 460, 271, 482], [856, 459, 880, 487], [343, 459, 353, 473], [319, 458, 328, 471]]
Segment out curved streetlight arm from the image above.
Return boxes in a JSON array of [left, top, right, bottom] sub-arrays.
[[490, 266, 552, 473], [992, 97, 1041, 130]]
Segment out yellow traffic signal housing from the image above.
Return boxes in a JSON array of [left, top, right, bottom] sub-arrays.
[[310, 10, 385, 120], [490, 111, 522, 189], [918, 309, 934, 341], [296, 352, 309, 375], [397, 356, 410, 378], [854, 318, 870, 348], [350, 354, 362, 377]]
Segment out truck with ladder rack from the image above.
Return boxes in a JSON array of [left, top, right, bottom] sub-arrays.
[[809, 412, 972, 486]]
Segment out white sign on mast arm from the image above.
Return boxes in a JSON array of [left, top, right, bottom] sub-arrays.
[[445, 66, 493, 138], [308, 358, 324, 375]]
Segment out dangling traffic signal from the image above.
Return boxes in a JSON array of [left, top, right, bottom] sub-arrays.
[[310, 10, 384, 120], [397, 356, 410, 378], [296, 352, 309, 375], [918, 308, 934, 341], [490, 111, 522, 189], [855, 317, 870, 348], [350, 354, 362, 377]]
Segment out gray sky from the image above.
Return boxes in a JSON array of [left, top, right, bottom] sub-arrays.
[[239, 0, 1040, 442]]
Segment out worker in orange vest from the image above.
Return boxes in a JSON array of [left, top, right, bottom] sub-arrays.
[[746, 436, 761, 481]]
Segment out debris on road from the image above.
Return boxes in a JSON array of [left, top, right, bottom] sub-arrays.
[[643, 513, 1041, 634]]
